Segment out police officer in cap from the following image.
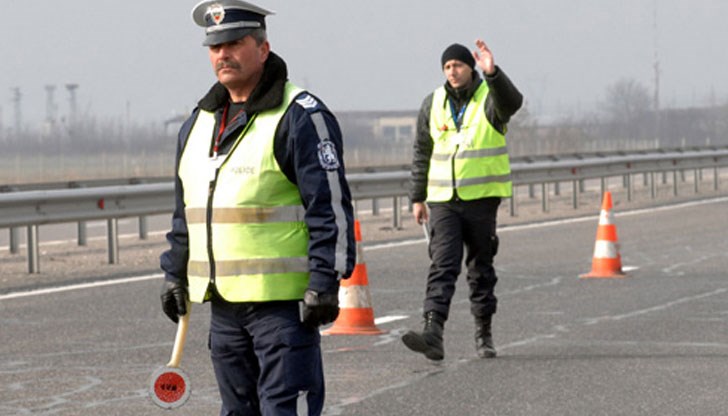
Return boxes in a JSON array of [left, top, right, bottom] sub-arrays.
[[159, 1, 356, 414]]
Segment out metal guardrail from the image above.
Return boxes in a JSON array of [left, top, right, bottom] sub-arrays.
[[2, 147, 728, 273], [0, 176, 170, 193]]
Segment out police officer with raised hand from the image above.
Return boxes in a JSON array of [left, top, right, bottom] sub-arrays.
[[159, 1, 355, 414], [402, 39, 523, 361]]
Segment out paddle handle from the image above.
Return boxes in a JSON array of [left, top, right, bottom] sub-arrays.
[[166, 308, 190, 368]]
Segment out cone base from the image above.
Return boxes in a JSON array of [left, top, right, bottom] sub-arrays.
[[579, 271, 626, 279], [322, 325, 386, 336], [322, 308, 386, 335]]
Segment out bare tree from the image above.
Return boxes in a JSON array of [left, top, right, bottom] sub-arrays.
[[601, 78, 653, 140], [602, 78, 651, 122]]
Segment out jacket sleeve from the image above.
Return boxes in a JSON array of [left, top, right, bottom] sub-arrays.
[[483, 66, 524, 134], [275, 93, 356, 294], [159, 112, 197, 285], [410, 93, 434, 203]]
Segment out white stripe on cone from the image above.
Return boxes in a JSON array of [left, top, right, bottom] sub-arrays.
[[338, 285, 372, 309], [356, 244, 364, 264], [598, 209, 613, 225], [593, 240, 619, 259]]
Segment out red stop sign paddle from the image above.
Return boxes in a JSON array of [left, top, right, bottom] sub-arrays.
[[149, 309, 191, 408]]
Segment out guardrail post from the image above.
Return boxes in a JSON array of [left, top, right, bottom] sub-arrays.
[[372, 198, 380, 216], [572, 180, 579, 209], [139, 216, 148, 240], [554, 182, 561, 196], [78, 221, 88, 246], [650, 172, 657, 199], [392, 196, 402, 229], [130, 178, 150, 240], [108, 218, 119, 264], [528, 184, 536, 199], [600, 177, 607, 197], [509, 187, 518, 217], [27, 225, 40, 274], [3, 185, 21, 254], [9, 227, 20, 254], [673, 170, 679, 196], [693, 169, 700, 193], [714, 167, 720, 191], [69, 182, 88, 246], [626, 174, 633, 202], [541, 183, 549, 213]]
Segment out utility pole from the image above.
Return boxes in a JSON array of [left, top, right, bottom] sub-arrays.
[[11, 87, 22, 134], [66, 83, 79, 126], [45, 85, 58, 125], [652, 0, 661, 145]]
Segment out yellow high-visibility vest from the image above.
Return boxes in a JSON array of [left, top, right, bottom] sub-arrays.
[[426, 82, 512, 202], [179, 82, 309, 303]]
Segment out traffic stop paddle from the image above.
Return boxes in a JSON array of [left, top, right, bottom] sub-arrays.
[[149, 308, 191, 409]]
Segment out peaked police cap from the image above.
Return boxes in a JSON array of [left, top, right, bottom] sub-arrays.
[[192, 0, 275, 46]]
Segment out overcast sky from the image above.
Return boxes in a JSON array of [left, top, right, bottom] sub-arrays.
[[2, 0, 727, 127]]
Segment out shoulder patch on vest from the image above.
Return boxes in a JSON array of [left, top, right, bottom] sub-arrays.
[[317, 140, 340, 171], [295, 93, 320, 111]]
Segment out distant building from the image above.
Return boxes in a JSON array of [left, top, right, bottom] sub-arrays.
[[336, 110, 417, 143], [334, 110, 418, 167]]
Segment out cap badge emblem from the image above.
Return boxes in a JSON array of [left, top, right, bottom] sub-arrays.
[[208, 3, 226, 25]]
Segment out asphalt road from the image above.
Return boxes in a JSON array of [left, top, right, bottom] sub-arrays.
[[2, 197, 728, 415]]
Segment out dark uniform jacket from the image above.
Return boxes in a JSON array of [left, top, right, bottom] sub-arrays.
[[160, 52, 355, 295], [410, 66, 524, 203]]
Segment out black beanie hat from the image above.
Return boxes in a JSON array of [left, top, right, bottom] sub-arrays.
[[441, 43, 475, 69]]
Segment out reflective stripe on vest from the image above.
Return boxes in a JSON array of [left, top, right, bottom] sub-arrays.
[[178, 82, 309, 303], [426, 82, 512, 202]]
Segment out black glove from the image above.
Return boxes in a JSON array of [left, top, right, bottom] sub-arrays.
[[301, 289, 339, 329], [160, 280, 188, 323]]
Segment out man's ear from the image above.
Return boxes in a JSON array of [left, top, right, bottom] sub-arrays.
[[259, 40, 271, 64]]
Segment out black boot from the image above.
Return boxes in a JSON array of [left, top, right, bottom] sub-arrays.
[[402, 311, 445, 361], [475, 315, 496, 358]]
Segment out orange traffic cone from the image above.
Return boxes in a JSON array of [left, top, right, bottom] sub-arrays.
[[322, 220, 385, 335], [580, 191, 626, 279]]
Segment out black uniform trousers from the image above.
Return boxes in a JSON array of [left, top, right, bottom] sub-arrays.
[[209, 295, 324, 416], [423, 197, 501, 321]]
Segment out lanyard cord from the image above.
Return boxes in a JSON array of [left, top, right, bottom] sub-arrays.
[[212, 103, 246, 159], [448, 98, 467, 131], [211, 104, 229, 159]]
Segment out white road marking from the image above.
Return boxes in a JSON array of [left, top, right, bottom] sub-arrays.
[[374, 315, 408, 325], [0, 273, 162, 300]]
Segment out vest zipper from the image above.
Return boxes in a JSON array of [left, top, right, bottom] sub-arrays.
[[450, 98, 466, 196], [451, 144, 459, 192], [207, 181, 216, 285]]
